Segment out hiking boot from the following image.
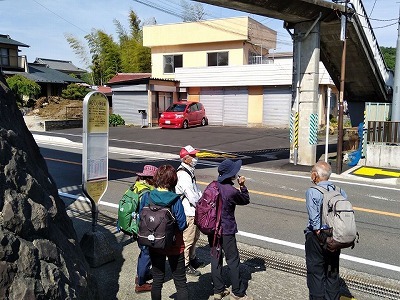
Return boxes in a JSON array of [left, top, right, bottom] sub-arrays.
[[190, 257, 206, 269], [185, 265, 201, 276], [230, 293, 253, 300], [214, 288, 230, 299], [135, 282, 152, 293]]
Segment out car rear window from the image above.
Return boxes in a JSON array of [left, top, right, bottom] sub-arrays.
[[166, 104, 187, 112]]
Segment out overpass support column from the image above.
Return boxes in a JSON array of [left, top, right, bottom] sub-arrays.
[[290, 20, 321, 166]]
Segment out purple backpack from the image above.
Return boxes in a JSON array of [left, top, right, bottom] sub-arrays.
[[195, 181, 222, 236]]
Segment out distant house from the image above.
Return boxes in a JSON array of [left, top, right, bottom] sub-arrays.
[[22, 63, 83, 98], [0, 34, 29, 73], [143, 16, 337, 128], [1, 34, 84, 98], [33, 58, 86, 78]]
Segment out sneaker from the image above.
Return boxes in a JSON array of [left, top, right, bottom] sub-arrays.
[[185, 265, 201, 276], [214, 288, 230, 299], [135, 282, 152, 293], [230, 293, 253, 300], [190, 257, 206, 269]]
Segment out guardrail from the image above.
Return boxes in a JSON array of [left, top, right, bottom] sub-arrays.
[[367, 121, 400, 144], [350, 0, 393, 87]]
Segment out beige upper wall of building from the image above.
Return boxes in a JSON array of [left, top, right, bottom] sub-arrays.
[[146, 16, 253, 47], [144, 16, 277, 79]]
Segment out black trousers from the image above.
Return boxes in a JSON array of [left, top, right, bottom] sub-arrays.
[[305, 232, 340, 300], [149, 250, 188, 300], [208, 234, 246, 297]]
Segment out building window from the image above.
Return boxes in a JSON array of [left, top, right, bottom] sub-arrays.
[[0, 48, 9, 66], [248, 51, 271, 65], [207, 52, 228, 66], [163, 54, 183, 73]]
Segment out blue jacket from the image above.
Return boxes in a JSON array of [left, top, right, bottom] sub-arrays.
[[139, 188, 187, 232], [219, 181, 250, 235]]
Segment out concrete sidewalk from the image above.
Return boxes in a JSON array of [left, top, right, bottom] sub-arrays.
[[66, 198, 398, 300]]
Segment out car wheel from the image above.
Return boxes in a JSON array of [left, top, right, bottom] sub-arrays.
[[182, 120, 189, 129], [201, 117, 207, 126]]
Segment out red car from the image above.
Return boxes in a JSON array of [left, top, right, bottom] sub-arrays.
[[159, 101, 208, 129]]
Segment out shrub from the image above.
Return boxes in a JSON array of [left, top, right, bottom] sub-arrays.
[[109, 114, 125, 126], [6, 75, 41, 107], [61, 84, 91, 100]]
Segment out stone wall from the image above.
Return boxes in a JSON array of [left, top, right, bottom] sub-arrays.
[[44, 119, 83, 131]]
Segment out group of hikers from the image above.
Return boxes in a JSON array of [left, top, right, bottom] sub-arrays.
[[121, 144, 354, 300]]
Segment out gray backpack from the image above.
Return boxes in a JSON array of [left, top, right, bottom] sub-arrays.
[[313, 185, 358, 251]]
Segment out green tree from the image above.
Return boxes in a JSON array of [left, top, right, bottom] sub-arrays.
[[61, 83, 91, 100], [66, 9, 152, 85], [118, 10, 151, 73], [380, 46, 396, 71], [6, 75, 41, 106]]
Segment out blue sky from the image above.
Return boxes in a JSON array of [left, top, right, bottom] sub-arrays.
[[1, 0, 398, 70]]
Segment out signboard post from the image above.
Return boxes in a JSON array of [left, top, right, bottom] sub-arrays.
[[80, 91, 115, 267], [82, 91, 109, 232]]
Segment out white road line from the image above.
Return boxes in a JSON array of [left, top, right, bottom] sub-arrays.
[[60, 191, 400, 273], [237, 230, 400, 272], [36, 133, 400, 192]]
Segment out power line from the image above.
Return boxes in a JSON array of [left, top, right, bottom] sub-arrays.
[[31, 0, 89, 34], [372, 21, 398, 29]]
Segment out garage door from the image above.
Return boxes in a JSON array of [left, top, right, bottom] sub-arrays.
[[223, 88, 248, 126], [263, 87, 292, 128], [113, 92, 148, 125], [200, 87, 223, 125]]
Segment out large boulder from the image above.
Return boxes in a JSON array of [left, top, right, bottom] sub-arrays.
[[0, 75, 97, 299]]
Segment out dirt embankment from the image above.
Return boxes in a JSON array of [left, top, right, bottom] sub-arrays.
[[24, 96, 83, 131]]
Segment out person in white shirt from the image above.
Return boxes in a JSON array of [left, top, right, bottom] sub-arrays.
[[175, 145, 205, 276]]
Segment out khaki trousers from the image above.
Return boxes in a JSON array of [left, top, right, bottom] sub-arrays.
[[183, 216, 200, 266]]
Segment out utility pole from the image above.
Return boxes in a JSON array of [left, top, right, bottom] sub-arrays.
[[391, 6, 400, 122], [336, 1, 349, 174]]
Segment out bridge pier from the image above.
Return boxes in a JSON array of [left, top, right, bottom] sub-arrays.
[[290, 20, 321, 166]]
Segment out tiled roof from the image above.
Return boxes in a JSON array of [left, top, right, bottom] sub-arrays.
[[107, 73, 151, 84], [0, 34, 29, 48], [5, 64, 83, 84], [97, 85, 112, 95], [33, 58, 86, 73]]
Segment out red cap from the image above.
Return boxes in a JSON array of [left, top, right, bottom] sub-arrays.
[[179, 145, 199, 158]]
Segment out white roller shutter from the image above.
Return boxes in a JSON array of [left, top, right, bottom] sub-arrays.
[[263, 87, 292, 128], [200, 87, 223, 125], [112, 92, 148, 125], [223, 88, 248, 126]]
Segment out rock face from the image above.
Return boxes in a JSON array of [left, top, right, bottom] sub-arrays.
[[0, 75, 97, 299]]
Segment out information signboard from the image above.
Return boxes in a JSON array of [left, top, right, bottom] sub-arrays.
[[82, 91, 109, 204]]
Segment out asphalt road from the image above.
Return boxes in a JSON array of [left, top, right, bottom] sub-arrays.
[[33, 125, 400, 283]]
